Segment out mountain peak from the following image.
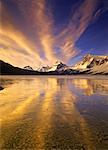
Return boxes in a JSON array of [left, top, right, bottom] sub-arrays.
[[55, 61, 63, 65], [37, 61, 67, 72], [23, 66, 33, 71], [73, 54, 108, 70]]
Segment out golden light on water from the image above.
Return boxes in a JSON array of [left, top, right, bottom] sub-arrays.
[[0, 76, 108, 149]]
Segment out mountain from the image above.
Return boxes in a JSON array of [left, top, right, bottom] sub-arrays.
[[48, 61, 67, 72], [0, 54, 108, 75], [89, 61, 108, 74], [0, 60, 40, 75], [72, 54, 108, 74], [73, 54, 108, 69], [23, 66, 34, 71], [37, 61, 68, 72], [37, 65, 50, 72]]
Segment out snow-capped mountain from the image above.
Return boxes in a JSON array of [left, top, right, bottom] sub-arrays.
[[37, 61, 68, 72], [73, 54, 108, 70], [36, 55, 108, 74], [37, 66, 50, 72], [23, 66, 34, 71], [48, 61, 67, 72], [1, 54, 108, 75]]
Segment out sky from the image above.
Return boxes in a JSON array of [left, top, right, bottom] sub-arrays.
[[0, 0, 108, 68]]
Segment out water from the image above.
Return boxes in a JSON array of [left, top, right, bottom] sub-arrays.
[[0, 75, 108, 150]]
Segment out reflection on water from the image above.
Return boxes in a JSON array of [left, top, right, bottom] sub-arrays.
[[73, 79, 108, 96], [0, 76, 108, 149]]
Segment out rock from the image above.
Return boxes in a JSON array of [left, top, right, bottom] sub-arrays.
[[0, 86, 4, 91]]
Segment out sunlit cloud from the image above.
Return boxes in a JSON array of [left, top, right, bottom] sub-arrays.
[[0, 0, 100, 67], [33, 0, 57, 63], [12, 0, 57, 64], [0, 3, 45, 68]]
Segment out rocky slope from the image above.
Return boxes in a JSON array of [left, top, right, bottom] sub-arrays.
[[89, 61, 108, 74], [72, 54, 108, 74]]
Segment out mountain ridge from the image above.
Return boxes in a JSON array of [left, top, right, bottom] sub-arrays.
[[0, 54, 108, 75]]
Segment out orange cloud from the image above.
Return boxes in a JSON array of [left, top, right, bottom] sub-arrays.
[[12, 0, 57, 64], [0, 2, 45, 68], [29, 0, 57, 63], [0, 0, 99, 67]]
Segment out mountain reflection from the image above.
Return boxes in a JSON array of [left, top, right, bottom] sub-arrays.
[[72, 78, 108, 96], [0, 76, 108, 149]]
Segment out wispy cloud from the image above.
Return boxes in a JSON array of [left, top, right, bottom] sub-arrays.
[[0, 2, 45, 68], [32, 0, 57, 63], [0, 0, 100, 67], [12, 0, 57, 63], [57, 0, 98, 62]]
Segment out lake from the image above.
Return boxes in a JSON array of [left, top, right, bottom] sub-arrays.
[[0, 75, 108, 150]]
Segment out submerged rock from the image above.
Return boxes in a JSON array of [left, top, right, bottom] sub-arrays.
[[0, 86, 4, 91]]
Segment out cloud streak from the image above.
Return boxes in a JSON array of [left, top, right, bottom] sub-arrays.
[[0, 2, 45, 68], [12, 0, 57, 63], [0, 0, 100, 67], [32, 0, 57, 63], [57, 0, 98, 62]]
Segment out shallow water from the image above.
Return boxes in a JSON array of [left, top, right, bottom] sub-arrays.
[[0, 75, 108, 150]]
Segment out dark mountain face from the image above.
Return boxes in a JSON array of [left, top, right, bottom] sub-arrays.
[[23, 66, 34, 71], [0, 60, 39, 75], [56, 62, 67, 70], [0, 86, 4, 90]]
